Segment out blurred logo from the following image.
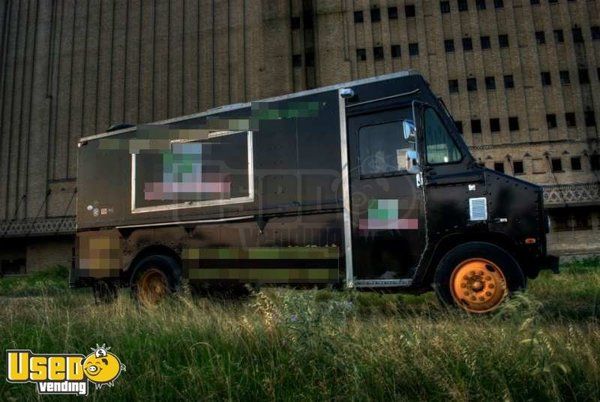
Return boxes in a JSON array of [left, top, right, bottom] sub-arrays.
[[6, 344, 125, 396]]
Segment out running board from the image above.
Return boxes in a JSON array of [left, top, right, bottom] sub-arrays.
[[353, 279, 413, 288]]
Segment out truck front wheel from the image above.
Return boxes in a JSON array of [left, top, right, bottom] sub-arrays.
[[131, 255, 181, 307], [433, 242, 526, 313]]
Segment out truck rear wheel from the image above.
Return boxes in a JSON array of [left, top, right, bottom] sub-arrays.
[[433, 242, 526, 313], [131, 255, 181, 307]]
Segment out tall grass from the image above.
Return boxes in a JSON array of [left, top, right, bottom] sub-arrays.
[[0, 261, 598, 401]]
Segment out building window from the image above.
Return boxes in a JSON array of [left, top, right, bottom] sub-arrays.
[[498, 34, 509, 48], [455, 120, 463, 132], [551, 212, 571, 232], [485, 76, 496, 90], [585, 111, 596, 127], [560, 70, 570, 85], [494, 162, 505, 173], [494, 0, 504, 8], [547, 113, 557, 129], [291, 17, 301, 30], [513, 160, 524, 175], [476, 0, 486, 10], [509, 116, 519, 131], [530, 0, 540, 5], [535, 31, 546, 44], [462, 37, 473, 51], [548, 0, 558, 3], [504, 74, 515, 88], [467, 77, 477, 91], [356, 48, 366, 61], [445, 39, 455, 52], [388, 6, 398, 19], [554, 29, 564, 43], [573, 211, 592, 230], [292, 54, 302, 67], [405, 5, 416, 17], [305, 52, 314, 67], [440, 1, 451, 14], [551, 158, 562, 172], [354, 11, 363, 23], [471, 119, 482, 133], [373, 46, 384, 60], [371, 7, 381, 22], [448, 79, 459, 93], [565, 112, 576, 127], [590, 154, 600, 171], [592, 26, 600, 41], [571, 156, 582, 171], [458, 0, 468, 12], [541, 71, 552, 86], [409, 43, 419, 56], [391, 45, 401, 58], [579, 69, 590, 84], [572, 27, 584, 43], [490, 118, 500, 132], [480, 36, 491, 49]]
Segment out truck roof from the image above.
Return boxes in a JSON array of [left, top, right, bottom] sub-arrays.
[[79, 70, 419, 143]]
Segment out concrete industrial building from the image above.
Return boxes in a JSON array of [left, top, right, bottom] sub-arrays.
[[0, 0, 598, 273]]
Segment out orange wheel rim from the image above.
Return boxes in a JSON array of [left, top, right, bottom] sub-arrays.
[[137, 268, 169, 306], [450, 258, 507, 313]]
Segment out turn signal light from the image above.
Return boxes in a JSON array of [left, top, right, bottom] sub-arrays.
[[525, 238, 537, 244]]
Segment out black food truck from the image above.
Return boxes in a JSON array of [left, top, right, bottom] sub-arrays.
[[73, 71, 558, 313]]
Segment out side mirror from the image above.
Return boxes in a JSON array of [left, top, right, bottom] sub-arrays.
[[402, 120, 416, 141], [405, 150, 421, 174]]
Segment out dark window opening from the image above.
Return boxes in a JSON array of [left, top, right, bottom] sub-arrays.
[[494, 0, 504, 8], [504, 74, 515, 88], [405, 5, 416, 17], [449, 79, 459, 93], [530, 0, 540, 5], [499, 34, 509, 48], [371, 7, 381, 22], [485, 76, 496, 90], [391, 44, 401, 58], [513, 160, 524, 175], [462, 37, 473, 51], [535, 31, 546, 44], [471, 119, 482, 133], [481, 36, 491, 49], [476, 0, 487, 10], [560, 70, 570, 85], [590, 154, 600, 171], [455, 120, 463, 132], [458, 0, 468, 12], [509, 116, 519, 131], [579, 69, 589, 84], [354, 11, 364, 23], [494, 162, 505, 173], [409, 43, 419, 56], [445, 39, 455, 52], [572, 27, 584, 43], [585, 111, 596, 127], [292, 54, 302, 67], [305, 52, 314, 67], [541, 71, 552, 86], [467, 78, 477, 91], [388, 6, 398, 19], [551, 158, 562, 172], [291, 17, 301, 30], [546, 113, 557, 129], [356, 48, 366, 61], [570, 156, 581, 171], [573, 212, 592, 230], [490, 118, 500, 132], [373, 46, 384, 60], [440, 1, 451, 14], [565, 112, 576, 127], [554, 29, 564, 43], [592, 26, 600, 40]]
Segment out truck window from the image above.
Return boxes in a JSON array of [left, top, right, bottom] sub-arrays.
[[424, 108, 462, 164], [358, 121, 411, 176]]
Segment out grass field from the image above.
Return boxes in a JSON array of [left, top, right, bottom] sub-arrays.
[[1, 260, 599, 401]]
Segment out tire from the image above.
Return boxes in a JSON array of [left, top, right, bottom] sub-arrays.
[[130, 255, 181, 306], [433, 241, 526, 314]]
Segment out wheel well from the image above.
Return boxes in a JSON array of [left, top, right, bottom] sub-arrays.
[[420, 232, 520, 287], [124, 245, 182, 284]]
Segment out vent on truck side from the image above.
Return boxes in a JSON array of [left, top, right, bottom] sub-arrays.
[[469, 197, 488, 221]]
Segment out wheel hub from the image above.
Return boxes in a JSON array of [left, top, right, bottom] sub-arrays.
[[450, 259, 507, 313]]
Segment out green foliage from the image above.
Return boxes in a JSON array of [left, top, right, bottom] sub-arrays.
[[0, 265, 69, 296], [0, 261, 598, 401]]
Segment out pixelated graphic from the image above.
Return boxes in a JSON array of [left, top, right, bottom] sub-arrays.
[[78, 231, 122, 278], [183, 247, 339, 283], [359, 199, 418, 230]]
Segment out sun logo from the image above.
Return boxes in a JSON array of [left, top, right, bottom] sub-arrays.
[[82, 344, 126, 389]]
